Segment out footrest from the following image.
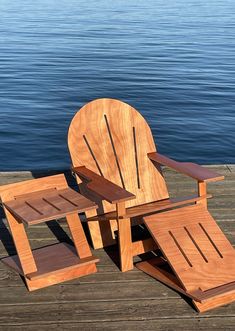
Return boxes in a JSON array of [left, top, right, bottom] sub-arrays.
[[136, 204, 235, 312]]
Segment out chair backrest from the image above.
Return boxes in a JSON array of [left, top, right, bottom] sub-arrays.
[[68, 98, 169, 215]]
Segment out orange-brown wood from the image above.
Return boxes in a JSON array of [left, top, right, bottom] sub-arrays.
[[193, 292, 235, 313], [136, 258, 201, 301], [118, 217, 133, 272], [24, 263, 98, 292], [0, 175, 70, 276], [1, 243, 98, 280], [144, 204, 235, 292], [68, 99, 169, 215], [116, 202, 133, 272], [0, 174, 68, 201], [137, 258, 235, 302], [4, 187, 97, 225], [86, 219, 117, 249], [73, 166, 135, 204], [68, 97, 169, 256], [136, 258, 235, 312], [137, 203, 235, 312], [3, 209, 37, 275], [148, 152, 224, 183], [132, 238, 158, 256], [198, 181, 207, 208], [67, 98, 224, 274], [116, 201, 126, 217], [87, 194, 211, 222], [66, 212, 92, 259], [0, 174, 99, 290]]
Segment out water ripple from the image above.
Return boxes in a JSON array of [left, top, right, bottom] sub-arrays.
[[0, 0, 234, 170]]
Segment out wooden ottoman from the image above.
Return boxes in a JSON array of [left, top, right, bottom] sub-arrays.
[[136, 204, 235, 312]]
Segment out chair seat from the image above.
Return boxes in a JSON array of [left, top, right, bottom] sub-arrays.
[[87, 194, 210, 222]]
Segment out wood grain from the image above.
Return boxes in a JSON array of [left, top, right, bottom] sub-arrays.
[[136, 257, 235, 312], [67, 98, 223, 275], [198, 181, 207, 207], [26, 264, 98, 292], [68, 98, 169, 215], [0, 174, 99, 290], [3, 209, 37, 275], [66, 212, 92, 259], [144, 204, 235, 293], [136, 258, 200, 301], [68, 98, 169, 264], [148, 152, 224, 182], [132, 238, 158, 256], [73, 166, 135, 204], [1, 243, 98, 280], [87, 194, 211, 222], [4, 187, 97, 225], [0, 175, 70, 276], [86, 219, 117, 249], [117, 202, 133, 272], [0, 174, 68, 202], [117, 217, 133, 272], [193, 292, 235, 313]]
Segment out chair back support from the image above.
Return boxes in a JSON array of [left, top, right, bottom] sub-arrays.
[[68, 98, 169, 214]]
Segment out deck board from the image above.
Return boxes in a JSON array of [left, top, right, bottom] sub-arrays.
[[0, 165, 234, 330]]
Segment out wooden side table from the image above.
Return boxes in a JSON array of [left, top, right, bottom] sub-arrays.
[[0, 174, 99, 291]]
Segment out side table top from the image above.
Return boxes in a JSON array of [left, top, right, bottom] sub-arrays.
[[3, 187, 97, 225]]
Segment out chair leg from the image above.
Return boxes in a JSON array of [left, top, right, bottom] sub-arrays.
[[88, 220, 117, 249], [5, 209, 37, 275], [197, 181, 207, 208], [117, 217, 133, 272], [66, 212, 92, 258]]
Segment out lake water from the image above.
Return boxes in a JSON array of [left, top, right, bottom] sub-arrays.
[[0, 0, 234, 170]]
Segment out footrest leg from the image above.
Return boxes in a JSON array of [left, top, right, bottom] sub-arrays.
[[193, 292, 235, 313]]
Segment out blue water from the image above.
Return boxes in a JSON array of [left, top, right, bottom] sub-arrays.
[[0, 0, 234, 170]]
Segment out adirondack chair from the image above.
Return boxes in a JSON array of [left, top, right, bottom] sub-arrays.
[[68, 98, 235, 312]]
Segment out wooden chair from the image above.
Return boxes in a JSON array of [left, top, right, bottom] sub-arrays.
[[0, 174, 99, 291], [68, 98, 235, 311]]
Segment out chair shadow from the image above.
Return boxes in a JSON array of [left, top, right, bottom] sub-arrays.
[[135, 251, 197, 312], [46, 220, 74, 246], [103, 243, 120, 269], [103, 224, 156, 270], [0, 209, 25, 287], [0, 208, 17, 257], [31, 169, 78, 190]]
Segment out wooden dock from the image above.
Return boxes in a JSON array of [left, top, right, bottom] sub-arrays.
[[0, 165, 234, 330]]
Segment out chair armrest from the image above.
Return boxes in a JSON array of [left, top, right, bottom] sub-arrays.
[[72, 166, 136, 204], [148, 152, 224, 183]]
